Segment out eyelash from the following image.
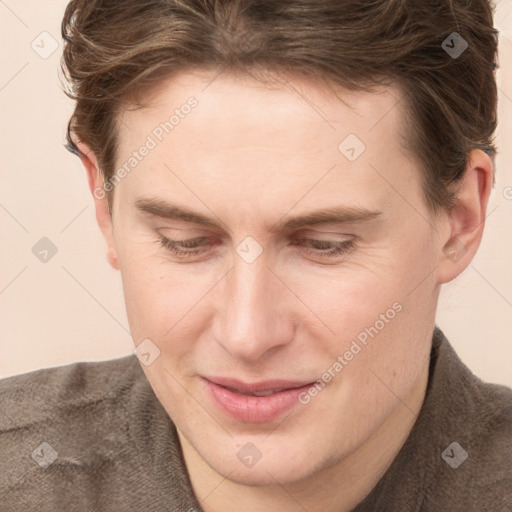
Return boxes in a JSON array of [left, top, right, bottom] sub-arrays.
[[156, 235, 354, 260], [157, 236, 210, 257]]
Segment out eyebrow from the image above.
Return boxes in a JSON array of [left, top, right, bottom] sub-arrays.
[[135, 197, 382, 231]]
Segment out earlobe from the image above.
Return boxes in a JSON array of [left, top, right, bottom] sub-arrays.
[[437, 149, 493, 284], [75, 140, 120, 272], [107, 245, 120, 270]]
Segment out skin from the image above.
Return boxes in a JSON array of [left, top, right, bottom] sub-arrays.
[[78, 69, 492, 512]]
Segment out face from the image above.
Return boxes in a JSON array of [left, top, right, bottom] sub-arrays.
[[104, 70, 446, 485]]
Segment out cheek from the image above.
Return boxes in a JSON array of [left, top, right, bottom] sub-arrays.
[[118, 244, 183, 337], [118, 219, 437, 358], [296, 240, 434, 384], [119, 244, 221, 355], [277, 254, 404, 344]]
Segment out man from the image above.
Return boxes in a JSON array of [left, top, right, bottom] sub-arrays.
[[1, 0, 511, 510]]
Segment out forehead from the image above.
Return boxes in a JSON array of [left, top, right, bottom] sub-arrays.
[[114, 70, 419, 223], [120, 70, 407, 151]]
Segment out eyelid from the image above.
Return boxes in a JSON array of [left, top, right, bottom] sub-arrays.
[[157, 226, 210, 236], [157, 227, 223, 244], [156, 230, 356, 247], [156, 236, 355, 265], [296, 228, 354, 235], [291, 231, 355, 242]]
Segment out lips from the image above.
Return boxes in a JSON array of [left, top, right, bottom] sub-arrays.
[[203, 376, 316, 422], [228, 387, 286, 396], [205, 376, 313, 395]]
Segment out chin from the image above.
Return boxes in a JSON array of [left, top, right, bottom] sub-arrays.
[[203, 446, 320, 487], [221, 463, 307, 487], [226, 469, 281, 487]]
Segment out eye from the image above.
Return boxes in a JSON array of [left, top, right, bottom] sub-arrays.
[[291, 237, 355, 259], [155, 233, 355, 262], [157, 235, 210, 257]]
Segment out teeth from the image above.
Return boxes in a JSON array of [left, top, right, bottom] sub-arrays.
[[253, 389, 281, 396], [225, 386, 284, 396]]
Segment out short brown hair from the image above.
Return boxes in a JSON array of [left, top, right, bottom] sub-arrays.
[[61, 0, 499, 214]]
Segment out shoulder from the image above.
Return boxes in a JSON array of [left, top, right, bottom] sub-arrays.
[[0, 356, 198, 510], [432, 329, 512, 454], [355, 328, 512, 512], [0, 356, 144, 505], [422, 329, 512, 509], [0, 355, 140, 430]]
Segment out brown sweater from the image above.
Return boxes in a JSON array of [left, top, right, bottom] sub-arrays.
[[1, 327, 511, 511]]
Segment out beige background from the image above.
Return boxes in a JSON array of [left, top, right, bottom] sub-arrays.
[[1, 0, 511, 386]]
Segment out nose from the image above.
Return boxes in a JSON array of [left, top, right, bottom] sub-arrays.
[[212, 252, 295, 362]]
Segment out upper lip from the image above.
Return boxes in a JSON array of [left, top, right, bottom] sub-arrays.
[[204, 376, 314, 393]]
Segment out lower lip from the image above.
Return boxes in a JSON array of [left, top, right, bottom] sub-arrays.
[[204, 379, 314, 423]]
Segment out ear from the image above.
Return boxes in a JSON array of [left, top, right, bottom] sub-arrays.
[[76, 140, 120, 271], [436, 149, 493, 284]]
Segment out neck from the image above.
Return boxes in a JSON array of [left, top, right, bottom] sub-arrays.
[[179, 361, 429, 512]]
